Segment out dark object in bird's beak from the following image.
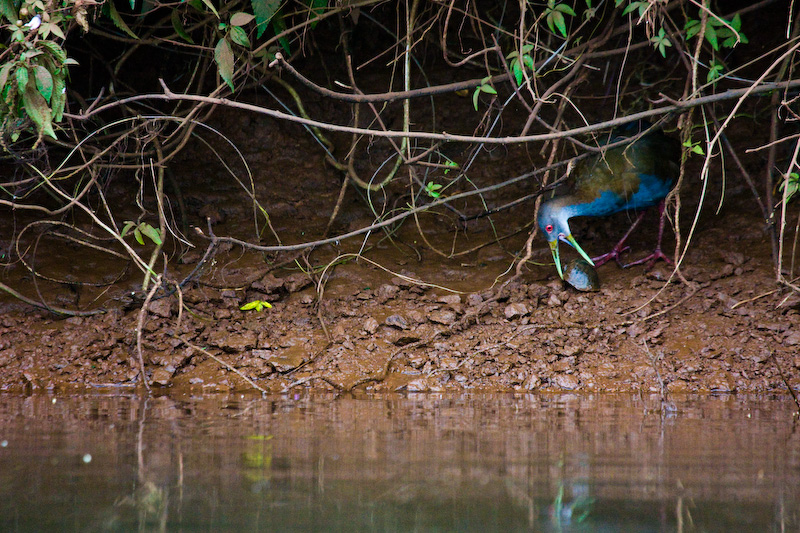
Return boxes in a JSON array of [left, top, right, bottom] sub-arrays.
[[550, 234, 595, 279], [564, 258, 601, 291]]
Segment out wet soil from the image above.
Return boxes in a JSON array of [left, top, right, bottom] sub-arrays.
[[1, 119, 799, 396]]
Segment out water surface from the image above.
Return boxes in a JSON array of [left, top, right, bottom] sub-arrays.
[[0, 393, 797, 531]]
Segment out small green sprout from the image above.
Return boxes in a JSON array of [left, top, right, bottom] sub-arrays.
[[472, 76, 497, 110], [507, 44, 535, 86], [121, 221, 163, 246], [240, 300, 273, 312], [683, 139, 705, 156], [706, 60, 724, 84], [425, 182, 443, 198], [779, 172, 800, 202], [650, 28, 672, 58]]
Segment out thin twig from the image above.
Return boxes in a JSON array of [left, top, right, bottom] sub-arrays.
[[770, 352, 800, 414], [61, 79, 800, 145]]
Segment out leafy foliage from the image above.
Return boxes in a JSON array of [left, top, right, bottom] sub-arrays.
[[616, 1, 651, 18], [121, 222, 164, 246], [252, 0, 282, 39], [424, 182, 443, 198], [507, 45, 535, 86], [544, 0, 576, 38], [685, 13, 747, 52], [214, 38, 235, 91], [472, 76, 497, 110], [650, 28, 672, 58], [683, 139, 705, 156], [780, 172, 800, 203]]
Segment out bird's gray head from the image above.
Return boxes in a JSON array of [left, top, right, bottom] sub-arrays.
[[537, 197, 594, 279], [538, 197, 572, 243]]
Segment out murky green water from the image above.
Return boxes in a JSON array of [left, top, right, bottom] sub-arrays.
[[0, 393, 797, 532]]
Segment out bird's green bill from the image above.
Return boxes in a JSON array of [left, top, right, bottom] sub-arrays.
[[550, 234, 595, 279], [548, 240, 564, 279]]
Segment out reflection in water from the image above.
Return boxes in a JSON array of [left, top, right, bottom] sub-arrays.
[[0, 393, 798, 531]]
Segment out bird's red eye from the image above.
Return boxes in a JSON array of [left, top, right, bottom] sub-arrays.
[[545, 224, 554, 233]]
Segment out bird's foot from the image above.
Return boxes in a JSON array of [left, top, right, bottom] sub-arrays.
[[592, 245, 630, 267], [623, 247, 673, 270]]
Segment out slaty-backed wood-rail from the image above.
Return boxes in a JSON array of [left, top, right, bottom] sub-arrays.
[[537, 122, 681, 279]]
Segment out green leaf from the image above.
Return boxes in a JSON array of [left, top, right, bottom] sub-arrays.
[[706, 61, 724, 84], [473, 77, 496, 109], [47, 23, 66, 40], [51, 72, 65, 121], [229, 26, 251, 48], [683, 140, 705, 156], [547, 11, 566, 37], [231, 12, 255, 26], [0, 0, 16, 24], [308, 0, 326, 28], [425, 182, 443, 198], [21, 86, 52, 134], [39, 40, 67, 64], [22, 84, 56, 138], [104, 1, 139, 39], [622, 2, 641, 16], [685, 19, 701, 40], [200, 0, 219, 18], [121, 221, 136, 238], [621, 1, 648, 17], [780, 173, 799, 202], [649, 28, 671, 58], [443, 160, 458, 174], [16, 66, 29, 93], [134, 227, 144, 245], [522, 55, 534, 71], [730, 13, 742, 32], [32, 65, 52, 103], [512, 60, 523, 86], [139, 223, 163, 245], [251, 0, 281, 39], [21, 50, 44, 61], [704, 24, 718, 51], [0, 63, 13, 93], [720, 15, 747, 48], [555, 4, 576, 16], [272, 14, 291, 55], [171, 9, 194, 44], [214, 38, 235, 91], [240, 300, 272, 311]]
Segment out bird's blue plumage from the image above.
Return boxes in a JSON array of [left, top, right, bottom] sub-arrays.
[[537, 122, 681, 277]]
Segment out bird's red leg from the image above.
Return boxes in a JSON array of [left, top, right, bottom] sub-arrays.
[[624, 201, 673, 269], [591, 211, 646, 267]]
